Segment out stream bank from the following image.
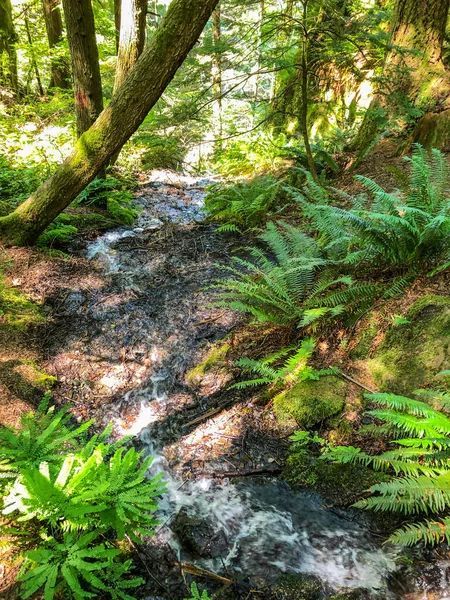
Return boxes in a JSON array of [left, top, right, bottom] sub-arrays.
[[2, 171, 450, 599]]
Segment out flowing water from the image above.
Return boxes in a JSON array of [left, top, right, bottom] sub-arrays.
[[77, 172, 450, 599]]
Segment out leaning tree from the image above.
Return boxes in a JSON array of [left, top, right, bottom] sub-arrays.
[[0, 0, 219, 246]]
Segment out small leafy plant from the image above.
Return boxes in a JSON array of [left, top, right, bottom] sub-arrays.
[[184, 582, 211, 600], [0, 395, 165, 599], [231, 337, 338, 390]]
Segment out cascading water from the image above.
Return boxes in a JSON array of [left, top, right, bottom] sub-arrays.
[[80, 172, 450, 599]]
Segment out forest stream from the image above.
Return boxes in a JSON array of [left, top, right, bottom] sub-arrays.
[[39, 173, 450, 600]]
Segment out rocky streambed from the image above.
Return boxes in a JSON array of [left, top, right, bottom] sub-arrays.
[[38, 172, 450, 600]]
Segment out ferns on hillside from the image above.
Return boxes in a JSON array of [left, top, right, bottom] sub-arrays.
[[217, 146, 450, 329], [328, 389, 450, 546]]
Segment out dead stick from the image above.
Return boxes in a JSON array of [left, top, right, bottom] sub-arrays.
[[181, 562, 232, 584], [181, 400, 234, 429], [338, 370, 377, 394], [197, 467, 282, 479]]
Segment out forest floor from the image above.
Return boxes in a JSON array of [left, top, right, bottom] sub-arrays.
[[1, 141, 449, 598]]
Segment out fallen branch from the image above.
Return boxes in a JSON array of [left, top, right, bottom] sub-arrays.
[[338, 370, 377, 394], [197, 466, 282, 479], [181, 562, 232, 585], [181, 400, 234, 429]]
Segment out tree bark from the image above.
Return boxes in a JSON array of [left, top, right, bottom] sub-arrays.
[[42, 0, 71, 89], [62, 0, 104, 138], [0, 0, 18, 92], [351, 0, 450, 150], [113, 0, 148, 93], [24, 11, 45, 96], [211, 5, 222, 151], [114, 0, 121, 53], [0, 0, 219, 246]]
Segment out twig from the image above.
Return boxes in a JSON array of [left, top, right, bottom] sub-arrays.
[[194, 311, 226, 326], [181, 400, 234, 429], [197, 467, 282, 479], [181, 562, 232, 585], [338, 370, 377, 394]]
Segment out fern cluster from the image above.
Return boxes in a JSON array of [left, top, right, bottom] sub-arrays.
[[327, 387, 450, 546], [231, 337, 338, 390], [0, 395, 165, 600], [216, 146, 450, 327], [204, 175, 284, 232]]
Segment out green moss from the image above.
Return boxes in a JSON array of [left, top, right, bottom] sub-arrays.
[[349, 316, 379, 360], [273, 574, 324, 600], [106, 197, 138, 225], [0, 359, 56, 404], [186, 342, 231, 386], [273, 376, 346, 428], [283, 451, 390, 507], [0, 279, 44, 331], [368, 294, 450, 394]]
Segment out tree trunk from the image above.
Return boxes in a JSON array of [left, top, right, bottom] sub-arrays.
[[62, 0, 104, 138], [0, 0, 219, 246], [25, 11, 45, 96], [351, 0, 450, 150], [211, 5, 222, 151], [114, 0, 121, 53], [113, 0, 147, 93], [0, 0, 18, 92], [42, 0, 71, 89]]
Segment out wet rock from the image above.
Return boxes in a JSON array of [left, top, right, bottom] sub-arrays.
[[64, 291, 86, 314], [283, 451, 391, 509], [368, 294, 450, 394], [273, 376, 346, 429], [171, 508, 228, 559], [273, 574, 327, 599]]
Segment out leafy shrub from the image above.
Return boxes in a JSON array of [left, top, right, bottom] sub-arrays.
[[0, 396, 165, 599], [0, 155, 49, 210], [138, 134, 185, 171], [327, 387, 450, 546], [205, 175, 283, 231]]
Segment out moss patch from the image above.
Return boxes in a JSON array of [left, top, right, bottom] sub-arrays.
[[368, 295, 450, 394], [273, 376, 346, 429], [0, 278, 44, 331], [0, 359, 56, 404], [283, 451, 390, 507], [186, 342, 231, 386]]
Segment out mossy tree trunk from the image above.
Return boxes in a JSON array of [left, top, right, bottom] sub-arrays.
[[62, 0, 103, 138], [42, 0, 71, 89], [0, 0, 219, 246], [352, 0, 450, 151], [0, 0, 18, 93]]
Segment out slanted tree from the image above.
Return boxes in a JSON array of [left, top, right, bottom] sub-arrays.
[[0, 0, 18, 93], [352, 0, 450, 150], [0, 0, 219, 246], [42, 0, 71, 89], [62, 0, 103, 137]]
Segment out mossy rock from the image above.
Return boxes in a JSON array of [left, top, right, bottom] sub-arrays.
[[283, 451, 390, 508], [349, 316, 379, 360], [273, 574, 325, 600], [273, 376, 346, 429], [368, 295, 450, 394], [186, 342, 231, 388]]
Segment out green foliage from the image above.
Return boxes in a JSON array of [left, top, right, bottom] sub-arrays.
[[327, 389, 450, 546], [0, 397, 165, 599], [0, 155, 49, 213], [138, 133, 186, 171], [217, 146, 450, 330], [184, 582, 211, 600], [205, 175, 283, 230], [76, 176, 138, 225], [231, 337, 338, 389]]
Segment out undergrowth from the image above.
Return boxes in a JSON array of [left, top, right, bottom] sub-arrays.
[[327, 382, 450, 546], [0, 395, 165, 599]]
